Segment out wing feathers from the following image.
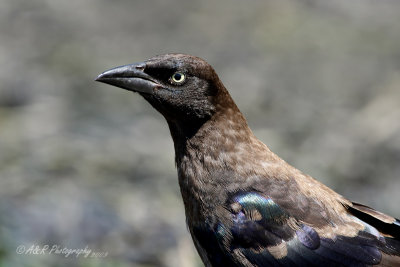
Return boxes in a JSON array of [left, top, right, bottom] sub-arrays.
[[194, 192, 400, 266], [349, 202, 400, 240], [351, 202, 397, 224]]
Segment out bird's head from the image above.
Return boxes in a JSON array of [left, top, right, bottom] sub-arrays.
[[96, 54, 235, 130]]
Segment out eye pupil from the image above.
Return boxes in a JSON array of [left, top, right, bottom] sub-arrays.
[[172, 72, 185, 83]]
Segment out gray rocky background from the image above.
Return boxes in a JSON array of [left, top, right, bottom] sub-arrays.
[[1, 0, 400, 266]]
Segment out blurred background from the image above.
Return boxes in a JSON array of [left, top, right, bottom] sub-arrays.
[[1, 0, 400, 266]]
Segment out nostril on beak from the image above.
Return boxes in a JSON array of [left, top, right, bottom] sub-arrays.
[[135, 63, 146, 71]]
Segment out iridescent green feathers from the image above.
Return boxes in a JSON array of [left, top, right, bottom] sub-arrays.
[[194, 191, 399, 267]]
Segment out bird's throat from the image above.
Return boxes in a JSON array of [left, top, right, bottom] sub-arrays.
[[169, 107, 256, 222]]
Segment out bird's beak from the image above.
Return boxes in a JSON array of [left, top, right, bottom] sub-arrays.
[[95, 62, 159, 94]]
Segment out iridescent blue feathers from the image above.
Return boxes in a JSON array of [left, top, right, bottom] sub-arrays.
[[194, 191, 399, 267]]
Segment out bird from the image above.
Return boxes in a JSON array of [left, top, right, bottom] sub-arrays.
[[96, 53, 400, 266]]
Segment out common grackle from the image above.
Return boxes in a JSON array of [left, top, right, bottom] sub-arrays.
[[96, 54, 400, 266]]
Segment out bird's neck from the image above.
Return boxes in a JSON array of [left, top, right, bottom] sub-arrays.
[[168, 86, 255, 164], [169, 99, 254, 169], [167, 96, 277, 223]]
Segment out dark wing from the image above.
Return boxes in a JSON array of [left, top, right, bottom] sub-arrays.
[[194, 192, 400, 267], [349, 202, 400, 238], [348, 202, 400, 266]]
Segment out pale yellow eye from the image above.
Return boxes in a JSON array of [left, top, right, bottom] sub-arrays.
[[171, 72, 185, 84]]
